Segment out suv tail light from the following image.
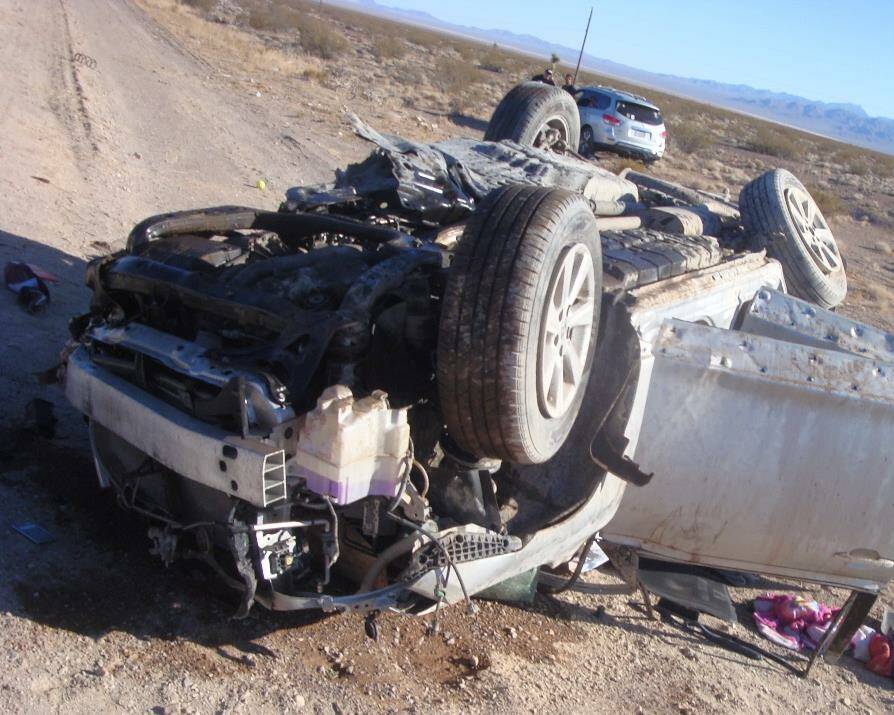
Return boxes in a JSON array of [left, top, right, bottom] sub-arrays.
[[602, 114, 621, 126], [661, 130, 668, 138]]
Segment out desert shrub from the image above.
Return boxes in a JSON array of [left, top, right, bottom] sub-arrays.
[[301, 66, 327, 83], [439, 58, 482, 97], [668, 122, 711, 155], [807, 186, 847, 218], [479, 44, 505, 73], [833, 146, 874, 176], [749, 126, 799, 159], [247, 4, 302, 32], [834, 146, 869, 174], [856, 205, 888, 225], [404, 26, 442, 49], [372, 34, 407, 60], [299, 17, 347, 59], [455, 42, 479, 62], [392, 63, 426, 89]]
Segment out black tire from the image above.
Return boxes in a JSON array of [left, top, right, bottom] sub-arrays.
[[739, 169, 847, 309], [484, 82, 581, 152], [438, 185, 602, 465]]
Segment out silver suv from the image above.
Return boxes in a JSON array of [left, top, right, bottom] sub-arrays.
[[576, 86, 667, 161]]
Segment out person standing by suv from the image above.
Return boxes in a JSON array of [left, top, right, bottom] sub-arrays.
[[562, 73, 577, 95], [531, 68, 556, 85]]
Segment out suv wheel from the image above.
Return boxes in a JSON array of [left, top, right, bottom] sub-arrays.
[[438, 185, 602, 465]]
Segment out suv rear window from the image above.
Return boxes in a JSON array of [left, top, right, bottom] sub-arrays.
[[615, 101, 662, 125], [578, 92, 611, 111]]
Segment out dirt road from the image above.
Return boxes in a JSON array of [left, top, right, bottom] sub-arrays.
[[1, 1, 893, 713], [0, 0, 344, 413]]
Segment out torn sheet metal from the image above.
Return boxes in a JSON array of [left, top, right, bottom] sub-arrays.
[[604, 317, 894, 592], [433, 137, 638, 204], [740, 288, 894, 362], [310, 115, 638, 224]]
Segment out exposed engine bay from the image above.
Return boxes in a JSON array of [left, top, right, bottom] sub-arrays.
[[69, 198, 610, 615]]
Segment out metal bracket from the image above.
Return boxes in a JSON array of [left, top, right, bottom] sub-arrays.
[[803, 590, 878, 677]]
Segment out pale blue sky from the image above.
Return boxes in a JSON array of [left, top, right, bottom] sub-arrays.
[[378, 0, 894, 119]]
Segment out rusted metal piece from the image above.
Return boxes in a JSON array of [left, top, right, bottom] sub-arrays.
[[803, 590, 877, 676], [601, 542, 640, 589]]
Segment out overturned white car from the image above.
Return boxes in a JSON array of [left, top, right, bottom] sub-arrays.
[[59, 85, 889, 640]]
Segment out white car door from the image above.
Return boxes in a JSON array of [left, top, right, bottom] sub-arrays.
[[604, 288, 894, 593]]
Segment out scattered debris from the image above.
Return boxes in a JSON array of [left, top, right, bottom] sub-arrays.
[[4, 261, 54, 313], [24, 398, 57, 438], [12, 522, 55, 545], [571, 539, 609, 573], [72, 52, 97, 70], [24, 264, 60, 285], [753, 593, 840, 651]]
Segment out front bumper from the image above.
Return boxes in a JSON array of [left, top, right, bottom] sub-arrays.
[[65, 347, 288, 508]]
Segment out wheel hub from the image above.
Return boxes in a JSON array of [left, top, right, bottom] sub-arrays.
[[784, 187, 841, 274], [534, 115, 570, 152], [538, 244, 595, 419]]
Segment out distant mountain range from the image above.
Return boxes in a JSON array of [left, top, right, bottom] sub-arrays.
[[334, 0, 894, 155]]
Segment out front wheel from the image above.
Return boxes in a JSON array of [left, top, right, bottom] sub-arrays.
[[437, 185, 602, 465]]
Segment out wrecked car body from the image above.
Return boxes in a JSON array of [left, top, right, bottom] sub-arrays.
[[59, 95, 893, 620]]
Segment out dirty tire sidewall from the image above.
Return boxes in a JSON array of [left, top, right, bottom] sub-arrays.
[[739, 168, 847, 309], [438, 186, 602, 465], [485, 82, 581, 151]]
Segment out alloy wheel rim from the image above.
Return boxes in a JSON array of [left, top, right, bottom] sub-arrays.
[[534, 115, 570, 151], [538, 244, 595, 418], [784, 186, 841, 274]]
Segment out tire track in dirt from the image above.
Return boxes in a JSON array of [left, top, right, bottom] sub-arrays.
[[52, 0, 100, 170], [123, 0, 214, 74]]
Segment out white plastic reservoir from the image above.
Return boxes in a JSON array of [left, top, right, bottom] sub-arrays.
[[293, 385, 410, 505]]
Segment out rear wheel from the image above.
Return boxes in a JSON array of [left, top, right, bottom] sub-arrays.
[[438, 185, 602, 465], [740, 169, 846, 308], [485, 83, 581, 153]]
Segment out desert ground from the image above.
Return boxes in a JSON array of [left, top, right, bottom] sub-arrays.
[[1, 0, 893, 712]]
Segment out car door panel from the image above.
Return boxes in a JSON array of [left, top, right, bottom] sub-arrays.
[[604, 291, 894, 592]]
